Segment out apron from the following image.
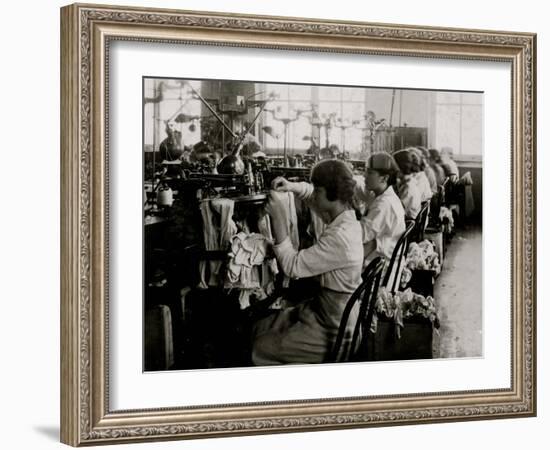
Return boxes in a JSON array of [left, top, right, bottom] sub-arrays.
[[251, 288, 359, 365]]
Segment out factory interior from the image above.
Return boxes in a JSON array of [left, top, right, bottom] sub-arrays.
[[143, 78, 483, 371]]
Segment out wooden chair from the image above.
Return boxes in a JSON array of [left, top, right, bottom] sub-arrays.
[[327, 257, 385, 363], [382, 221, 415, 295], [445, 179, 469, 227], [428, 182, 445, 228], [426, 182, 448, 261], [410, 201, 430, 243], [373, 224, 435, 361]]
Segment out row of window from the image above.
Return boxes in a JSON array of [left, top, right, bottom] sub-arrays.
[[143, 79, 483, 156]]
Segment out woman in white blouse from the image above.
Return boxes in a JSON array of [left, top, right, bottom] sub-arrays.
[[393, 149, 422, 219], [359, 153, 406, 268], [410, 147, 434, 202], [417, 146, 438, 195], [251, 160, 363, 365]]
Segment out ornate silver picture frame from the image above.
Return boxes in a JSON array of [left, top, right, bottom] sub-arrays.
[[60, 3, 536, 446]]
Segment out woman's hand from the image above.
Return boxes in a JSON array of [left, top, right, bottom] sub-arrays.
[[271, 176, 294, 192], [265, 191, 290, 245]]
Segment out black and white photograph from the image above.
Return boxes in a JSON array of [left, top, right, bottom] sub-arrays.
[[1, 0, 543, 447], [143, 77, 483, 371]]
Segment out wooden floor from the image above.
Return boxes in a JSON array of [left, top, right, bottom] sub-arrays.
[[434, 226, 483, 358]]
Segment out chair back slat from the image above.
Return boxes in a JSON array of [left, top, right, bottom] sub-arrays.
[[328, 257, 385, 363], [411, 200, 430, 242], [383, 221, 415, 293], [352, 264, 384, 360]]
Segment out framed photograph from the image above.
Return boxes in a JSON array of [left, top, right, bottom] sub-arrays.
[[60, 3, 536, 446]]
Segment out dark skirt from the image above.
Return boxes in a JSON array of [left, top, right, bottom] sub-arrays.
[[251, 288, 358, 365]]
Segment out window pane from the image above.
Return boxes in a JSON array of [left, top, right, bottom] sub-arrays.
[[144, 79, 202, 149], [348, 128, 363, 154], [289, 116, 311, 152], [461, 92, 483, 105], [289, 85, 311, 100], [318, 86, 342, 101], [461, 105, 483, 156], [143, 103, 154, 150], [435, 104, 460, 152], [399, 90, 429, 128], [271, 101, 291, 117], [437, 91, 461, 104], [318, 102, 340, 148], [144, 78, 156, 98], [318, 102, 341, 116], [342, 87, 363, 102], [342, 103, 364, 122], [266, 84, 290, 101]]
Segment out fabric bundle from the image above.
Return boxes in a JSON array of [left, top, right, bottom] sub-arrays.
[[198, 198, 238, 289], [226, 232, 278, 309], [269, 191, 300, 288], [269, 190, 300, 249], [400, 240, 441, 289], [227, 232, 269, 285], [373, 287, 439, 338]]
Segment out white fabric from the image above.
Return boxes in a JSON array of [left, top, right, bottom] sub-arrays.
[[397, 174, 422, 219], [360, 185, 406, 266], [199, 201, 218, 252], [210, 198, 238, 247], [269, 190, 300, 288], [292, 181, 314, 201], [273, 209, 363, 294], [415, 171, 433, 202], [269, 190, 300, 250], [226, 232, 266, 308], [227, 232, 268, 284], [198, 199, 237, 288], [226, 231, 278, 309]]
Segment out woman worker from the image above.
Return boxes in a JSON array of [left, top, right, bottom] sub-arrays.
[[251, 160, 363, 365], [415, 146, 438, 196], [409, 147, 433, 202], [440, 146, 460, 182], [359, 153, 406, 268], [428, 148, 447, 186], [393, 149, 422, 219]]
